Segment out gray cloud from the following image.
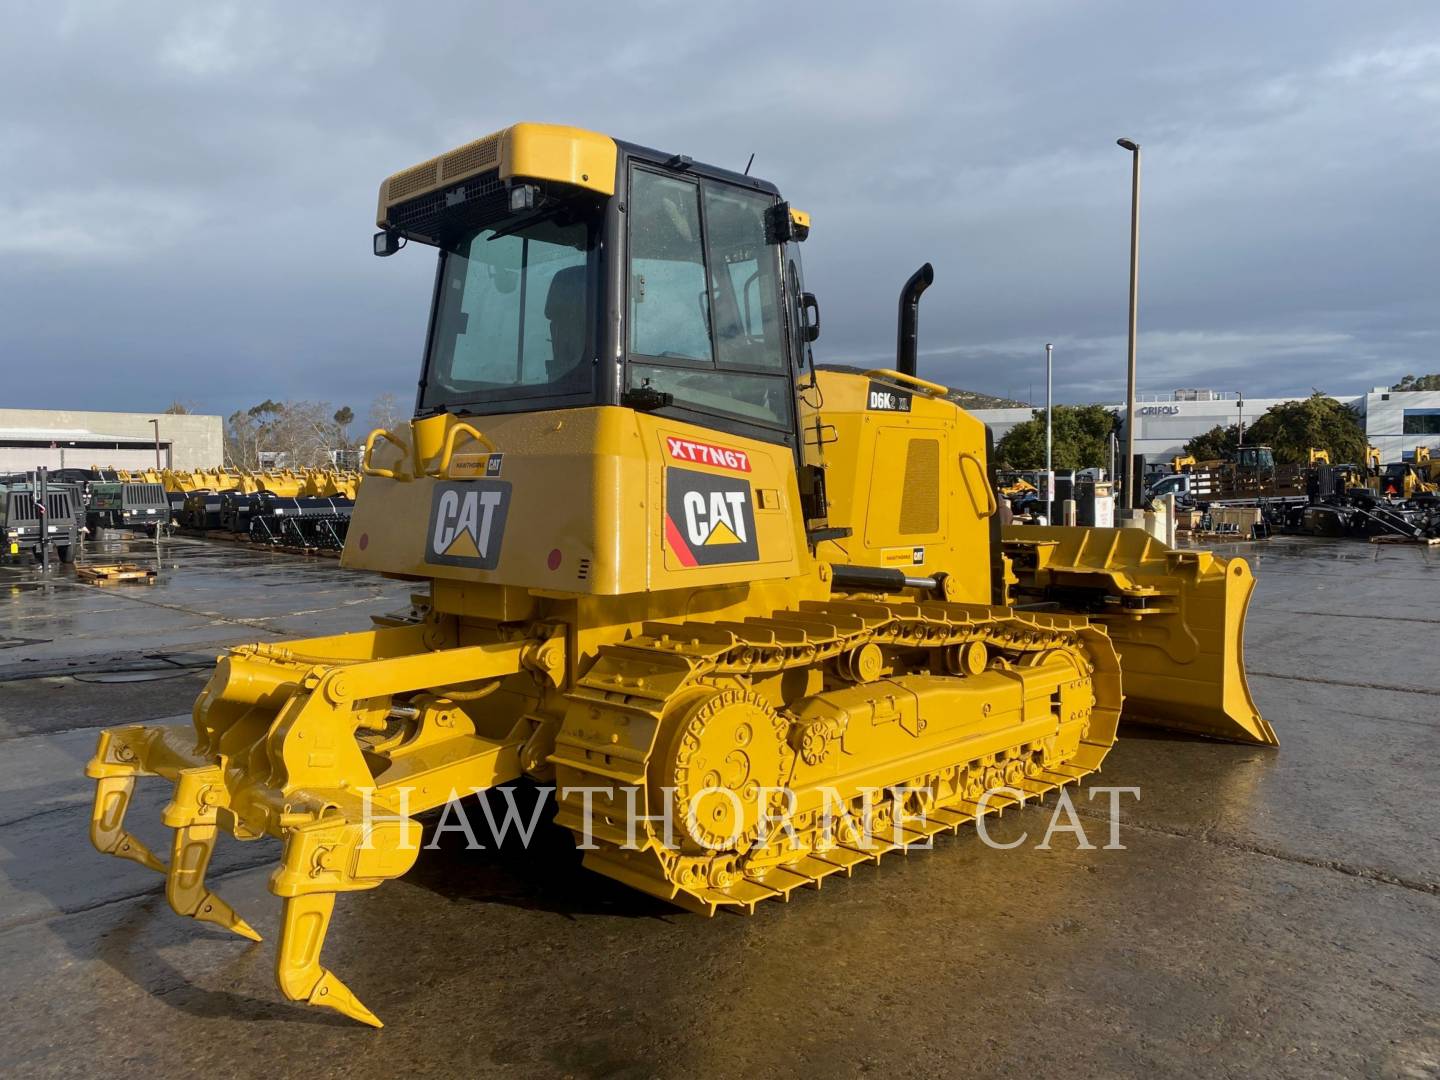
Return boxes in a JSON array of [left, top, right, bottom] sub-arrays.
[[2, 1, 1437, 416]]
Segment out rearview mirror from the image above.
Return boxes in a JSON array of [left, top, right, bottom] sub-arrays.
[[800, 292, 820, 342]]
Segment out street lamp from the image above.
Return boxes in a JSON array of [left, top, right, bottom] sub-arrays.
[[1045, 343, 1054, 524], [1117, 137, 1141, 510], [1235, 392, 1245, 447], [150, 418, 161, 471]]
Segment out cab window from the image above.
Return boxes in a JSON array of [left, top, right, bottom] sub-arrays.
[[628, 171, 712, 362], [702, 183, 784, 372], [626, 167, 792, 432], [421, 213, 596, 413]]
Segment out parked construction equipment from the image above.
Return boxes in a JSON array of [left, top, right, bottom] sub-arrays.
[[179, 492, 226, 530], [1295, 485, 1440, 541], [1, 479, 80, 563], [84, 123, 1272, 1027], [219, 492, 353, 549], [170, 470, 362, 548], [0, 466, 363, 561], [1153, 446, 1440, 542], [1150, 444, 1310, 506], [86, 480, 170, 535]]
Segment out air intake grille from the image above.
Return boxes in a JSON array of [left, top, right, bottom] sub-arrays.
[[385, 168, 508, 242], [124, 483, 166, 506], [442, 135, 500, 181], [387, 161, 440, 202], [898, 438, 940, 534]]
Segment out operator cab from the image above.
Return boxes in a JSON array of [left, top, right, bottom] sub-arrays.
[[1234, 446, 1275, 471], [1146, 474, 1190, 500], [1380, 462, 1420, 495], [375, 124, 817, 453]]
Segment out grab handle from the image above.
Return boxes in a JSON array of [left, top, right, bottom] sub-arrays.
[[863, 368, 949, 396], [426, 422, 498, 479], [361, 429, 412, 480], [958, 450, 998, 517]]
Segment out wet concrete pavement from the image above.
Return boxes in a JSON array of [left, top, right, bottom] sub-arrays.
[[0, 534, 1437, 1078]]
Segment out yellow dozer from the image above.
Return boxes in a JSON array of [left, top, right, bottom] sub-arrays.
[[85, 123, 1274, 1027]]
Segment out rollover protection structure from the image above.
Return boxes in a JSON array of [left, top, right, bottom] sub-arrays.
[[86, 123, 1274, 1027]]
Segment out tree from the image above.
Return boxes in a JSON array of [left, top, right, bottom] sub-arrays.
[[1392, 374, 1440, 391], [1242, 393, 1367, 464], [1183, 393, 1366, 466], [1184, 424, 1241, 462], [162, 400, 196, 415], [368, 391, 406, 435], [223, 399, 355, 469], [332, 406, 355, 449], [994, 405, 1118, 470]]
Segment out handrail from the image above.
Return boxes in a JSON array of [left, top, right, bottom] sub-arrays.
[[958, 450, 998, 517], [426, 421, 498, 479], [863, 368, 949, 396], [361, 429, 413, 480]]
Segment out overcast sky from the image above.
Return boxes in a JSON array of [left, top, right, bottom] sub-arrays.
[[3, 1, 1438, 420]]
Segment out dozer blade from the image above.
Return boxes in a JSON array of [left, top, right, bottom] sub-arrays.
[[1004, 525, 1277, 746]]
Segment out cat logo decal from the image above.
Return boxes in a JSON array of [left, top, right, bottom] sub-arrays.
[[425, 481, 511, 569], [664, 467, 759, 567]]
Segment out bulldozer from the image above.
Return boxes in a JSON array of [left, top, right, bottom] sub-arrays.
[[85, 122, 1274, 1027]]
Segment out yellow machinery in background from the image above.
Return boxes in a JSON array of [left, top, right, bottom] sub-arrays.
[[148, 466, 362, 498], [85, 123, 1273, 1027], [1414, 446, 1439, 489], [1377, 447, 1439, 498], [995, 470, 1039, 499]]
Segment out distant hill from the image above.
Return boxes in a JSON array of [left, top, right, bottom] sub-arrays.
[[816, 365, 1028, 410]]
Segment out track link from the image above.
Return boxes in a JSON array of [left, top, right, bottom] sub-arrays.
[[550, 597, 1123, 913]]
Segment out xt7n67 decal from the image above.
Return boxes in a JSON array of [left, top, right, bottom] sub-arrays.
[[665, 436, 751, 472], [425, 481, 512, 569], [664, 467, 759, 567]]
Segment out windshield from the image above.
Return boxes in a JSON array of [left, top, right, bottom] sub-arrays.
[[420, 212, 597, 412], [1236, 447, 1274, 470]]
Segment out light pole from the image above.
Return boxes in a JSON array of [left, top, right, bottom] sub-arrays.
[[1117, 137, 1141, 510], [1045, 343, 1054, 524], [1235, 392, 1245, 448], [150, 418, 162, 471]]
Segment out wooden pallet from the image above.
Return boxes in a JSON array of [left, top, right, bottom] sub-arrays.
[[1187, 530, 1270, 542], [76, 563, 157, 584]]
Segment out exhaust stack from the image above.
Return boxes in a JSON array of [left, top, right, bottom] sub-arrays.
[[896, 262, 934, 377]]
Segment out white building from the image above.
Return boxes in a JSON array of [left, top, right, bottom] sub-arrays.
[[0, 409, 223, 474], [1358, 388, 1440, 463], [973, 388, 1440, 467]]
